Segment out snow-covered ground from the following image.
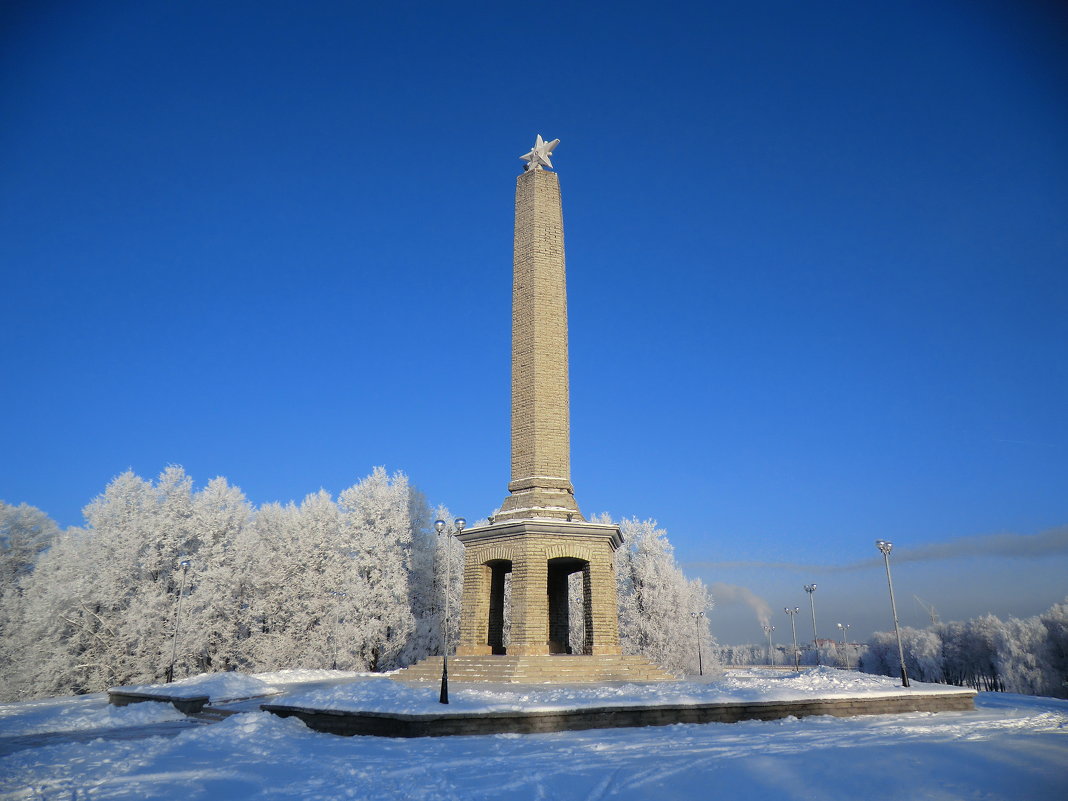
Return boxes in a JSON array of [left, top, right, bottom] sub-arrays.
[[109, 666, 974, 715], [1, 670, 1065, 800], [277, 666, 974, 714], [109, 669, 376, 703]]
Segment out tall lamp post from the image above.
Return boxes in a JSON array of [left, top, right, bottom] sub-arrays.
[[690, 611, 705, 676], [436, 517, 465, 704], [836, 622, 851, 645], [836, 622, 852, 669], [784, 607, 800, 671], [875, 540, 910, 687], [762, 624, 775, 665], [804, 584, 819, 665], [330, 590, 347, 670], [166, 559, 191, 684]]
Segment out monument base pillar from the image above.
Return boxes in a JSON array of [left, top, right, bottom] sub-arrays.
[[455, 519, 624, 658]]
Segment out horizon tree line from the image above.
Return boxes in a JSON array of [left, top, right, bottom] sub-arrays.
[[711, 603, 1068, 699], [0, 467, 713, 701]]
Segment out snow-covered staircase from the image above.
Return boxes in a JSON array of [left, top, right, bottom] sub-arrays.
[[391, 654, 675, 684]]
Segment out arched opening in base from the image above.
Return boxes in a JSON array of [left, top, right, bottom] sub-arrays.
[[547, 557, 592, 655], [485, 559, 512, 655]]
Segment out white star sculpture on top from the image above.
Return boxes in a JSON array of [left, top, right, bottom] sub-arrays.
[[520, 134, 560, 171]]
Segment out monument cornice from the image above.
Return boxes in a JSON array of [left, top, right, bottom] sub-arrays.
[[458, 519, 624, 551], [507, 476, 575, 493]]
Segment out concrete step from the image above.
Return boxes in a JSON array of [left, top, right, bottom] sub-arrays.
[[392, 654, 675, 684]]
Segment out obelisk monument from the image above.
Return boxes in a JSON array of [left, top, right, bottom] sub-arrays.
[[455, 136, 625, 658], [391, 138, 671, 681], [497, 135, 582, 523]]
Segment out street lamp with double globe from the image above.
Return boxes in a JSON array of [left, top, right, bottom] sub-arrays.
[[804, 584, 819, 664], [690, 611, 705, 676], [166, 559, 192, 683], [784, 606, 801, 671], [435, 517, 465, 703]]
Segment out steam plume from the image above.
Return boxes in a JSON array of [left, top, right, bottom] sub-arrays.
[[710, 582, 772, 627]]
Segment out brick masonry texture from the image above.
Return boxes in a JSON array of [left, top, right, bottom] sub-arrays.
[[498, 168, 581, 522], [444, 164, 651, 676], [454, 523, 623, 657], [262, 691, 978, 737]]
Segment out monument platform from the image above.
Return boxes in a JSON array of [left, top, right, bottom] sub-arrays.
[[391, 654, 674, 684], [262, 685, 977, 738], [103, 668, 978, 740]]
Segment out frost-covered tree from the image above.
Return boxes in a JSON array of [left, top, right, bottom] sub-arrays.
[[1040, 600, 1068, 696], [401, 505, 463, 666], [835, 641, 865, 670], [993, 616, 1053, 697], [947, 615, 1004, 691], [863, 627, 943, 683], [337, 468, 419, 671], [0, 468, 257, 698], [216, 468, 438, 674], [74, 470, 176, 690], [236, 500, 295, 669], [858, 600, 1068, 698], [615, 518, 714, 675], [237, 492, 343, 671], [0, 502, 64, 692], [0, 467, 732, 701], [900, 626, 943, 683], [0, 501, 61, 588], [179, 477, 251, 674], [0, 528, 94, 699], [710, 643, 760, 666], [0, 470, 192, 696]]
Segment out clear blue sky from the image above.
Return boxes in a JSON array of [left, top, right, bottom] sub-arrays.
[[3, 0, 1066, 644]]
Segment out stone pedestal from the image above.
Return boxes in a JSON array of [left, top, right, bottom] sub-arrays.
[[455, 520, 623, 657]]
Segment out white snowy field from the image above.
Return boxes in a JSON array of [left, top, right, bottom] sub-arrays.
[[276, 666, 975, 714], [1, 671, 1065, 800], [109, 665, 975, 714]]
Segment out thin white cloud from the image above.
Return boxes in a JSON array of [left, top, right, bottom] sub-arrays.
[[686, 525, 1068, 574], [889, 526, 1068, 563]]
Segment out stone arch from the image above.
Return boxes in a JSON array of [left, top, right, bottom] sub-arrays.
[[544, 543, 593, 562], [476, 543, 518, 564]]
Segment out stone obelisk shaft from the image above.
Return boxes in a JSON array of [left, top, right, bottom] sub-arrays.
[[497, 168, 583, 522]]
